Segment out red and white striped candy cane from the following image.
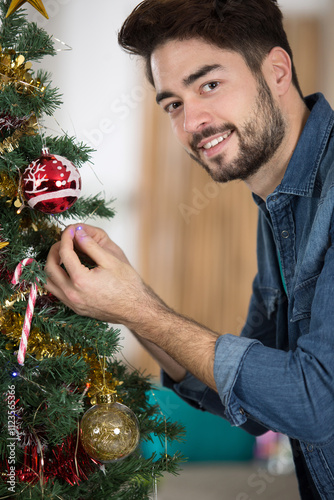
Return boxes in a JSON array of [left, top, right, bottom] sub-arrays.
[[11, 258, 38, 365]]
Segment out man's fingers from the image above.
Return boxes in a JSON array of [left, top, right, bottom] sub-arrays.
[[72, 226, 115, 268], [45, 241, 74, 300], [78, 223, 131, 264]]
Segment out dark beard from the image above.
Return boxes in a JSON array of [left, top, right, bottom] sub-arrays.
[[188, 75, 286, 183]]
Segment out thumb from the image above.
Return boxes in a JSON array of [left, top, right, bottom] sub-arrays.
[[74, 226, 113, 268]]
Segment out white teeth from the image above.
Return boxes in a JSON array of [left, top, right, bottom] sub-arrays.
[[202, 131, 232, 150]]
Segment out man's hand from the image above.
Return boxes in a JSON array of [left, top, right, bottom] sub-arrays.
[[45, 224, 156, 326], [45, 223, 218, 391]]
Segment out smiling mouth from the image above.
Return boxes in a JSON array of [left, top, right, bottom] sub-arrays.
[[202, 130, 233, 150]]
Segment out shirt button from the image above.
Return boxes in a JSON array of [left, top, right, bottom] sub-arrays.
[[239, 407, 245, 415], [307, 444, 314, 452], [281, 230, 289, 239], [271, 196, 277, 202]]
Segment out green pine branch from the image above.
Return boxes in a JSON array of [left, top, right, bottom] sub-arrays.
[[0, 1, 27, 47], [0, 2, 56, 60], [16, 22, 57, 61]]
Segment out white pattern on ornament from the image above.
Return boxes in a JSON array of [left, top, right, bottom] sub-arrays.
[[23, 160, 49, 194], [23, 155, 81, 195]]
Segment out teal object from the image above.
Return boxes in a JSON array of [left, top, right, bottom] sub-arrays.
[[277, 250, 287, 294], [141, 386, 255, 461]]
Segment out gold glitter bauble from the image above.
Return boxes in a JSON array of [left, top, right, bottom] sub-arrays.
[[80, 398, 140, 463]]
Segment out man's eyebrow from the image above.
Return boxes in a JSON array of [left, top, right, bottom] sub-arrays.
[[155, 64, 225, 105], [182, 64, 224, 86], [156, 91, 175, 105]]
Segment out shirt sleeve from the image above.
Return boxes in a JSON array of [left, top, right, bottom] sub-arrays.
[[213, 334, 262, 426], [161, 339, 269, 437]]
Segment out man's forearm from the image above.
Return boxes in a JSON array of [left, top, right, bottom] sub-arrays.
[[128, 295, 219, 391], [132, 334, 187, 383]]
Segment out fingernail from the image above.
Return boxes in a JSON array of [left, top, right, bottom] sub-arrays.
[[75, 226, 87, 237]]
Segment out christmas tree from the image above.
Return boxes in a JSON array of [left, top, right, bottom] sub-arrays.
[[0, 1, 184, 498]]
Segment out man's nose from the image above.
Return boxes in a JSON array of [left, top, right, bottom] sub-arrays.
[[183, 100, 212, 134]]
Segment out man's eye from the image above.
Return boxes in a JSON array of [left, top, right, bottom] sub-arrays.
[[165, 102, 182, 114], [202, 81, 220, 93]]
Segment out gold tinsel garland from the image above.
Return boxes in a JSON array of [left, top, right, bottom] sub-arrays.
[[0, 113, 38, 153], [0, 45, 41, 152], [0, 45, 46, 94], [0, 172, 17, 199], [0, 306, 120, 398]]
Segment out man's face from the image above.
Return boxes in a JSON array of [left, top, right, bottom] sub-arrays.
[[151, 38, 286, 183]]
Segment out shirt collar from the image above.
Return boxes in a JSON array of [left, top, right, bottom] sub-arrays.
[[277, 93, 334, 197]]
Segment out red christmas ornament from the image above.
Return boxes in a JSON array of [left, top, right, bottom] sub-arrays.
[[21, 148, 82, 214]]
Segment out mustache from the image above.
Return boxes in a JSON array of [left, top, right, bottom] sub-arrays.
[[190, 124, 236, 150]]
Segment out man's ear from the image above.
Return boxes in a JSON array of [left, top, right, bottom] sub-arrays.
[[264, 47, 292, 97]]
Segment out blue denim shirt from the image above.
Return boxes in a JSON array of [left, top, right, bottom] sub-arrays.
[[162, 93, 334, 498]]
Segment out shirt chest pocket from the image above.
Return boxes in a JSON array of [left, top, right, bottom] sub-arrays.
[[291, 274, 319, 322]]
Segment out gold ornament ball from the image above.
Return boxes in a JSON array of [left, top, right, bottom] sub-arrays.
[[80, 401, 140, 462]]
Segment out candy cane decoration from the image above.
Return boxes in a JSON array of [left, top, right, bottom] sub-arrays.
[[11, 258, 39, 365]]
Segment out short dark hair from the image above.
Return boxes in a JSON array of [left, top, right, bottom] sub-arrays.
[[118, 0, 303, 97]]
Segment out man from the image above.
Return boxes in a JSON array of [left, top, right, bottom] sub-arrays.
[[45, 1, 334, 498]]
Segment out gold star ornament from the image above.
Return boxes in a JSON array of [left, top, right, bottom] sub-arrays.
[[6, 0, 49, 19]]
